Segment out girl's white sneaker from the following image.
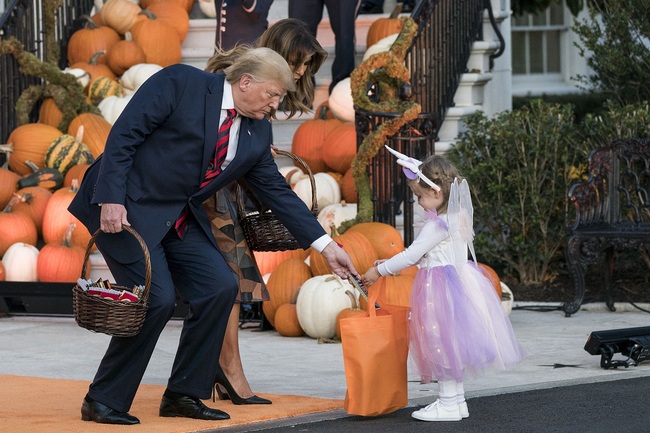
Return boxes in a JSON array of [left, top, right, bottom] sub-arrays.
[[459, 401, 469, 418], [411, 400, 462, 421]]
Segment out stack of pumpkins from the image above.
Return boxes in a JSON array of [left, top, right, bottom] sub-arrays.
[[0, 0, 193, 284]]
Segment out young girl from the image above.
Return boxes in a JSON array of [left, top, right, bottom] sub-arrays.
[[362, 147, 524, 422]]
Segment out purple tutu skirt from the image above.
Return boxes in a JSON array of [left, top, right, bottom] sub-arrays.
[[409, 262, 524, 382]]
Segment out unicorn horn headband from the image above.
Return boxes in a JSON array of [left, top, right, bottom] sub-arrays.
[[384, 145, 441, 191]]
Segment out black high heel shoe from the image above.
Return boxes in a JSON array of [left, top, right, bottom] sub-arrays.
[[213, 369, 272, 405]]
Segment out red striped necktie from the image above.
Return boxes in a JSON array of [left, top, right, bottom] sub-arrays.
[[174, 108, 237, 238]]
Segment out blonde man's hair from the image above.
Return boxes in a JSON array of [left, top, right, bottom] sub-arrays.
[[223, 47, 296, 94]]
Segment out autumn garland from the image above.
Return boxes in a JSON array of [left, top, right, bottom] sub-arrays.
[[345, 17, 421, 228]]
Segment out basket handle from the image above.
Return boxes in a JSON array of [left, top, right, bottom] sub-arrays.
[[81, 225, 152, 298], [237, 149, 318, 214]]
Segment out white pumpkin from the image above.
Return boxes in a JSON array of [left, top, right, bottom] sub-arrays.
[[501, 282, 514, 316], [317, 201, 358, 235], [362, 33, 399, 61], [119, 63, 163, 94], [62, 67, 91, 89], [296, 274, 357, 339], [328, 77, 354, 123], [198, 0, 216, 17], [98, 94, 133, 124], [293, 172, 341, 210], [278, 166, 305, 185], [2, 242, 39, 282]]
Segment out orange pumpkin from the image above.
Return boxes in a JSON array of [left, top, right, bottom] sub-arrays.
[[41, 180, 92, 250], [37, 223, 90, 282], [6, 123, 64, 175], [347, 222, 404, 260], [64, 163, 90, 187], [0, 168, 20, 209], [322, 123, 357, 174], [291, 118, 342, 174], [71, 50, 117, 83], [139, 0, 194, 13], [274, 302, 304, 337], [309, 227, 378, 276], [335, 290, 366, 339], [143, 2, 189, 43], [67, 112, 111, 158], [314, 100, 335, 120], [340, 167, 357, 203], [359, 272, 414, 309], [38, 98, 64, 128], [477, 262, 502, 299], [67, 16, 121, 66], [262, 258, 312, 327], [130, 11, 182, 67], [253, 249, 310, 276], [0, 261, 5, 281], [366, 5, 405, 48], [106, 31, 146, 76], [0, 197, 38, 257], [11, 186, 53, 236]]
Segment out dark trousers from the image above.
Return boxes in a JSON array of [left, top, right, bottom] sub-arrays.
[[87, 218, 237, 413], [289, 0, 362, 93]]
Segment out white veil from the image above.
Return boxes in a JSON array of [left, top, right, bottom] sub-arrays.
[[447, 178, 476, 270]]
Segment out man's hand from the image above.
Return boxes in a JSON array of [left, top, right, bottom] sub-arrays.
[[320, 241, 359, 279], [100, 203, 130, 233]]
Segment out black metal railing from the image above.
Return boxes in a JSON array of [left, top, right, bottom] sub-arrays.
[[356, 0, 500, 245], [0, 0, 93, 153]]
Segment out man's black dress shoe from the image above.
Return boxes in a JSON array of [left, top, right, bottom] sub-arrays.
[[81, 396, 140, 425], [160, 394, 230, 420]]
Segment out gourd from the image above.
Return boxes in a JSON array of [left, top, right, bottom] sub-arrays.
[[106, 32, 146, 76], [5, 123, 64, 175], [0, 197, 38, 257], [322, 122, 357, 174], [44, 126, 95, 176], [335, 290, 366, 339], [317, 201, 358, 235], [1, 242, 39, 281], [291, 118, 342, 174], [262, 258, 312, 327], [328, 77, 354, 123], [66, 16, 121, 66], [37, 223, 89, 282], [17, 161, 65, 191], [296, 274, 355, 339], [87, 76, 125, 106]]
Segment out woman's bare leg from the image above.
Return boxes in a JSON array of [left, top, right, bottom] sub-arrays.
[[218, 303, 255, 398]]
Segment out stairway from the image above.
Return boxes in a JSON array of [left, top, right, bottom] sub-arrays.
[[181, 0, 508, 159]]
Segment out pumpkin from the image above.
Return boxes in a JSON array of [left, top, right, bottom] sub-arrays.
[[363, 33, 399, 61], [313, 100, 335, 120], [38, 98, 64, 128], [278, 165, 305, 186], [335, 290, 366, 339], [293, 172, 341, 210], [142, 3, 190, 43], [0, 197, 38, 257], [366, 4, 404, 48], [501, 282, 514, 315], [45, 127, 95, 175], [198, 0, 216, 17], [120, 63, 162, 94], [317, 201, 358, 235], [66, 16, 121, 66], [11, 186, 53, 236], [253, 248, 310, 276], [291, 118, 342, 174], [309, 226, 378, 276], [71, 50, 117, 83], [67, 112, 111, 158], [322, 122, 357, 174], [37, 223, 90, 282], [1, 242, 39, 281], [17, 162, 65, 191], [98, 93, 134, 124], [41, 179, 92, 249], [274, 301, 304, 337], [106, 31, 146, 75], [341, 168, 357, 203], [64, 163, 90, 187], [0, 168, 20, 209], [262, 258, 312, 327], [140, 0, 194, 13], [100, 0, 143, 35], [62, 67, 91, 90], [477, 262, 503, 299], [130, 11, 182, 67], [347, 222, 405, 260], [296, 274, 355, 339], [0, 261, 5, 281], [87, 76, 125, 105], [328, 78, 354, 123], [5, 123, 64, 175], [372, 272, 414, 307]]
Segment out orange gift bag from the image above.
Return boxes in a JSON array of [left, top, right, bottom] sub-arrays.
[[340, 285, 409, 416]]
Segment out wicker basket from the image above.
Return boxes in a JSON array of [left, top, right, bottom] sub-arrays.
[[72, 226, 151, 337], [238, 149, 317, 251]]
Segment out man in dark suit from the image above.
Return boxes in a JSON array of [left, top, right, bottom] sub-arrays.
[[69, 47, 358, 425], [214, 0, 274, 51]]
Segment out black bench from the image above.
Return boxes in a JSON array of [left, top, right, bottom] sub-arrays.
[[563, 138, 650, 316]]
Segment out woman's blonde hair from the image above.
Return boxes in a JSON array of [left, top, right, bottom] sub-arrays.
[[205, 18, 327, 118]]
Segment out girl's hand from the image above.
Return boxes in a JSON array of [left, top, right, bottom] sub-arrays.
[[362, 267, 381, 286]]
